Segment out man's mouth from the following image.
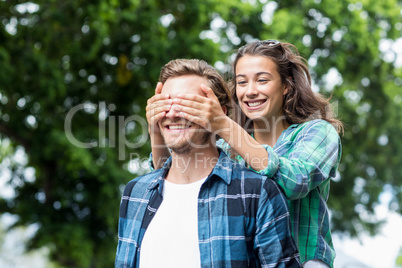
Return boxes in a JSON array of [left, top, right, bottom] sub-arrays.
[[245, 100, 266, 108], [166, 124, 191, 130]]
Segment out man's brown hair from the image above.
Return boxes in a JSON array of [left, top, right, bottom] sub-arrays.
[[159, 59, 232, 115]]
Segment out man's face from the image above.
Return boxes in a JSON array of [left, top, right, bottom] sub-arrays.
[[159, 75, 212, 154]]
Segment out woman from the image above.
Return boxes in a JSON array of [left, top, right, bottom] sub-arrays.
[[146, 40, 342, 267]]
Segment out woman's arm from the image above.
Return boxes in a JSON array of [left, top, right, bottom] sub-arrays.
[[269, 120, 341, 199], [145, 82, 172, 169], [219, 120, 341, 200], [174, 87, 341, 200], [173, 84, 270, 171], [220, 120, 341, 200]]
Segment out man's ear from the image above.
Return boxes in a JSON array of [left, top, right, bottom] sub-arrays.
[[221, 105, 227, 115]]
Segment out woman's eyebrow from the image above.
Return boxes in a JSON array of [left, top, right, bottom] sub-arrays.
[[256, 71, 273, 77], [235, 72, 273, 78]]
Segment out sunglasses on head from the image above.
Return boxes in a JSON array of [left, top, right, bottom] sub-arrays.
[[239, 39, 282, 51], [258, 39, 280, 46]]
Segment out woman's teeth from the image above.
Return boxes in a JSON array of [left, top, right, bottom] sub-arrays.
[[248, 101, 264, 107]]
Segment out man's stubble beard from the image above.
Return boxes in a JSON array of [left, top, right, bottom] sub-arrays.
[[167, 131, 212, 155]]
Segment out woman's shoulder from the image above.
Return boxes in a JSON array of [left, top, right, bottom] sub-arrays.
[[287, 119, 339, 142], [293, 119, 337, 133], [297, 118, 330, 127]]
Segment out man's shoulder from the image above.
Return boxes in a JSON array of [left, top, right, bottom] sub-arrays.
[[237, 166, 284, 194], [230, 164, 280, 190], [122, 170, 162, 195], [213, 151, 281, 194], [226, 166, 286, 214], [230, 162, 267, 180]]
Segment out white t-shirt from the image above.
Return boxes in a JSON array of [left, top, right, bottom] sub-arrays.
[[139, 177, 206, 268], [303, 260, 330, 268]]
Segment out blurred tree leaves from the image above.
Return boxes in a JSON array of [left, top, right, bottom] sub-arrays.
[[396, 246, 402, 265], [0, 0, 401, 266]]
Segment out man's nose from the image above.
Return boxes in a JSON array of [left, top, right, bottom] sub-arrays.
[[165, 105, 181, 119]]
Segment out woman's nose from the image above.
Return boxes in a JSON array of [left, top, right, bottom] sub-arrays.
[[245, 83, 258, 98]]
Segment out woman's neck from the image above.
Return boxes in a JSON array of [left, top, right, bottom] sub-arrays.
[[253, 117, 289, 147]]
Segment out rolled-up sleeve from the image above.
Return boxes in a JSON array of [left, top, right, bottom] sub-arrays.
[[254, 120, 341, 200]]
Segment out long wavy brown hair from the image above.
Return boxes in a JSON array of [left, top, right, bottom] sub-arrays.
[[230, 40, 343, 134]]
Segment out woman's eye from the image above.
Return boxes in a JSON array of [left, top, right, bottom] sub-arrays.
[[257, 79, 268, 83], [237, 81, 246, 85]]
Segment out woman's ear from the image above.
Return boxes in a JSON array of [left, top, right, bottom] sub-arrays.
[[283, 77, 292, 95], [283, 85, 289, 95]]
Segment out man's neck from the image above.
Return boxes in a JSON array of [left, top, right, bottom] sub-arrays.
[[166, 144, 219, 184]]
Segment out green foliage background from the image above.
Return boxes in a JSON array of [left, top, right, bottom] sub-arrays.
[[0, 0, 401, 266]]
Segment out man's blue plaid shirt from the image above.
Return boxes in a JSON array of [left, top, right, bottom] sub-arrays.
[[115, 150, 301, 268]]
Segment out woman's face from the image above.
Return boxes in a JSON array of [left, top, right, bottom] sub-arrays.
[[235, 55, 288, 122]]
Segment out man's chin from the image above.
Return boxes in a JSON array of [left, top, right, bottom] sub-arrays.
[[169, 144, 193, 155], [164, 131, 213, 155]]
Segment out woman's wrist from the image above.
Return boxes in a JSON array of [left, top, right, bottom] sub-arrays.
[[214, 115, 233, 141]]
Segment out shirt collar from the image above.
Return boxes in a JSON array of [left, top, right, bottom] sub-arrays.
[[147, 148, 234, 191], [208, 148, 234, 185], [148, 158, 171, 191]]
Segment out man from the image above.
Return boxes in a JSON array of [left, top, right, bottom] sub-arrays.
[[115, 59, 301, 268]]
